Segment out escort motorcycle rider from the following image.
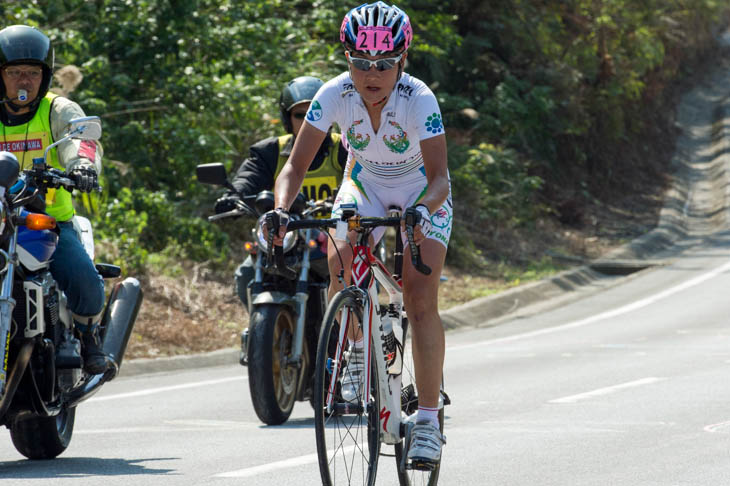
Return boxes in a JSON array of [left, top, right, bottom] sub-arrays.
[[0, 25, 108, 374], [214, 76, 347, 310]]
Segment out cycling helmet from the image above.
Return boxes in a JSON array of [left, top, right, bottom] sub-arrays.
[[0, 25, 54, 103], [279, 76, 324, 133], [340, 2, 412, 56]]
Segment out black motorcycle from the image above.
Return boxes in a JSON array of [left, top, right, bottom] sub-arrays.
[[0, 117, 143, 459], [197, 163, 333, 425]]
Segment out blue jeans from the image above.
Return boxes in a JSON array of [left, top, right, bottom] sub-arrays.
[[49, 221, 105, 319]]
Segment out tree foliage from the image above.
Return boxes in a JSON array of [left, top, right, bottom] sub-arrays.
[[1, 0, 726, 271]]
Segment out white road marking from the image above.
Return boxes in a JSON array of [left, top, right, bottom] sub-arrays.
[[87, 375, 245, 402], [549, 377, 666, 404], [448, 258, 730, 351], [704, 420, 730, 433], [215, 447, 355, 478]]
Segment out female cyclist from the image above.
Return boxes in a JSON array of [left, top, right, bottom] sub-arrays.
[[265, 1, 452, 466]]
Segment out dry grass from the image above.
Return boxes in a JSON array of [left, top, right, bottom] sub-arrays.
[[125, 263, 245, 359]]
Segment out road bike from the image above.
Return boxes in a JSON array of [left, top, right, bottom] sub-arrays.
[[270, 206, 449, 485]]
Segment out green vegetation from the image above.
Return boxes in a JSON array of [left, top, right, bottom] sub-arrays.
[[1, 1, 727, 275]]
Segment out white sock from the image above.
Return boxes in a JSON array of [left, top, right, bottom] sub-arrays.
[[416, 406, 440, 430]]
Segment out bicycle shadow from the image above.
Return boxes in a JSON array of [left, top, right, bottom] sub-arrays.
[[259, 416, 316, 429], [0, 456, 178, 479]]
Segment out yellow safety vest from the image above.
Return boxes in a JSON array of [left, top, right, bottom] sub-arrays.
[[0, 92, 74, 221], [275, 133, 343, 202]]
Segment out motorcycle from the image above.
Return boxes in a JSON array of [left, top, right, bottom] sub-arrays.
[[196, 162, 332, 425], [0, 116, 143, 459]]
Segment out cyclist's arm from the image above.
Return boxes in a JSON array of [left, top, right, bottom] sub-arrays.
[[274, 121, 328, 210], [418, 133, 449, 213]]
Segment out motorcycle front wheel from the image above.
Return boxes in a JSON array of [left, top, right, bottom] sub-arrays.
[[247, 304, 300, 425], [10, 406, 76, 459]]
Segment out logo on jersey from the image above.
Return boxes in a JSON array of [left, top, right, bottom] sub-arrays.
[[307, 100, 323, 122], [425, 113, 443, 134], [334, 192, 358, 207], [347, 119, 371, 150], [397, 83, 414, 98], [382, 121, 410, 154], [431, 207, 451, 229]]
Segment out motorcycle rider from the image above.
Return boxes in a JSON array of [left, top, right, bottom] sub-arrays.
[[214, 76, 347, 310], [0, 25, 108, 374]]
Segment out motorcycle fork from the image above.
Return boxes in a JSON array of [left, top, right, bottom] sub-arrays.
[[0, 225, 18, 398], [288, 229, 313, 368]]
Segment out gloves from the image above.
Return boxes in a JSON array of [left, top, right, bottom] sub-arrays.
[[260, 207, 290, 248], [69, 167, 98, 193], [406, 204, 432, 237], [214, 193, 242, 214]]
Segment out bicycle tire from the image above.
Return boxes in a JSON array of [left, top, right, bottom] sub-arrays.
[[314, 287, 381, 486], [394, 317, 444, 486]]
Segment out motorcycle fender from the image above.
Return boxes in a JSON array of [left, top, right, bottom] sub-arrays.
[[251, 291, 296, 309]]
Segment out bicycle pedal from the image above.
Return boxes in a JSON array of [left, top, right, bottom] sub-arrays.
[[407, 459, 437, 472]]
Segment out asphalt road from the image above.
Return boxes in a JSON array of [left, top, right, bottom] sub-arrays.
[[2, 230, 730, 485]]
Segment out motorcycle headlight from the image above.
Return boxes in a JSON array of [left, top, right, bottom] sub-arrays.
[[256, 214, 298, 254]]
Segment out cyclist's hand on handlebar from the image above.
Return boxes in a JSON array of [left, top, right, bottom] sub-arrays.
[[403, 204, 432, 245], [260, 207, 290, 248]]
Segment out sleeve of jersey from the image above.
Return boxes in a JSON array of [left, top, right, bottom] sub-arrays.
[[304, 82, 339, 134], [412, 86, 445, 141]]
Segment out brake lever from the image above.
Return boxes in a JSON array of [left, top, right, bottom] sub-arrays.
[[404, 209, 432, 276], [264, 211, 297, 280]]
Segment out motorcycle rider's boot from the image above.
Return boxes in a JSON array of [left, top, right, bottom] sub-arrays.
[[80, 325, 111, 375]]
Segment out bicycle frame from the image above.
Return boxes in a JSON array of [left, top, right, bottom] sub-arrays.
[[325, 240, 405, 444]]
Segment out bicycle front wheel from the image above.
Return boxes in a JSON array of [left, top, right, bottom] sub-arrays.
[[395, 317, 444, 486], [314, 287, 381, 486]]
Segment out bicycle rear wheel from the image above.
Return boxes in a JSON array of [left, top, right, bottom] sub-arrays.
[[314, 287, 381, 486], [395, 317, 444, 486]]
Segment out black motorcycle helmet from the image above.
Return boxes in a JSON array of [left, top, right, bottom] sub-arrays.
[[279, 76, 324, 134], [0, 25, 54, 105]]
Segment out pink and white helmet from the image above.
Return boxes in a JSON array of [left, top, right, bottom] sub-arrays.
[[340, 2, 413, 56]]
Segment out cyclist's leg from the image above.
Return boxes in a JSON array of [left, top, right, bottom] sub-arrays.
[[401, 189, 452, 468], [402, 239, 447, 410]]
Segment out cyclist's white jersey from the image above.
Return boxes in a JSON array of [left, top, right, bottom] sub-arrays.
[[305, 71, 453, 248]]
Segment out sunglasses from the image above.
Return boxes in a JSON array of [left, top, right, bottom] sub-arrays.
[[3, 67, 42, 80], [291, 112, 307, 120], [347, 52, 404, 72]]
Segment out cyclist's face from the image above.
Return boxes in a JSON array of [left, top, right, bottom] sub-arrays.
[[289, 101, 310, 136], [1, 64, 42, 108], [347, 50, 406, 107]]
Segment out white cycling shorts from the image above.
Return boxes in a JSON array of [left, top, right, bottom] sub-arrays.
[[332, 162, 453, 249]]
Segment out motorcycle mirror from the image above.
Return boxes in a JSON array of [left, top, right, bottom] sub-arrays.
[[41, 116, 103, 166], [196, 163, 236, 191], [0, 151, 19, 189], [66, 116, 102, 141]]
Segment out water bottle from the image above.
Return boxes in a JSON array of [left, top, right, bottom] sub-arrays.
[[382, 317, 402, 375]]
